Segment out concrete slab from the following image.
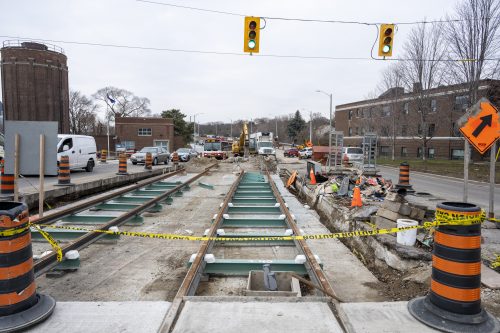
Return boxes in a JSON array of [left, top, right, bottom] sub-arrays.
[[26, 301, 171, 333], [482, 263, 500, 289], [172, 298, 343, 333], [340, 301, 439, 333], [271, 174, 387, 302]]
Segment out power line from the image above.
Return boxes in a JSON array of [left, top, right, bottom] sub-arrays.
[[136, 0, 497, 26], [1, 35, 498, 63]]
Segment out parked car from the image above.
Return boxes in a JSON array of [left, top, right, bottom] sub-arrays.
[[176, 148, 198, 162], [130, 147, 170, 165], [342, 147, 364, 165], [299, 147, 313, 159], [57, 135, 97, 172], [284, 148, 299, 157]]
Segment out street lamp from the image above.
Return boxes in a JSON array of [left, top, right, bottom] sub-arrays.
[[316, 90, 333, 171]]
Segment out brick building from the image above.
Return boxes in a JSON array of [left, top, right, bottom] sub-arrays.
[[114, 116, 174, 152], [335, 79, 500, 160]]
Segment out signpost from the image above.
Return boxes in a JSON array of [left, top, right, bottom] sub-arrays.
[[459, 99, 500, 217]]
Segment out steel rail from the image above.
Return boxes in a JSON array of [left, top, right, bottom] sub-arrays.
[[158, 170, 245, 333], [31, 167, 187, 226], [33, 164, 217, 276]]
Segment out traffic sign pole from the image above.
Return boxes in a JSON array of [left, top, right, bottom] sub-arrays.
[[463, 141, 470, 202], [489, 141, 497, 218]]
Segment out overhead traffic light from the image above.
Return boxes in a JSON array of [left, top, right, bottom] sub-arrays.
[[378, 24, 395, 57], [244, 16, 260, 53]]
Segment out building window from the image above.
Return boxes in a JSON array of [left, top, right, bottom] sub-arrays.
[[428, 123, 436, 137], [364, 109, 370, 118], [455, 95, 469, 110], [428, 148, 435, 159], [349, 127, 352, 136], [348, 110, 353, 120], [356, 109, 361, 117], [382, 106, 391, 117], [417, 147, 423, 158], [401, 125, 408, 137], [430, 99, 437, 112], [451, 149, 464, 160], [138, 128, 152, 136], [380, 146, 390, 157], [403, 102, 409, 114], [401, 147, 408, 157]]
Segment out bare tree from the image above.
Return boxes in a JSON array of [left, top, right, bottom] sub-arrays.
[[400, 22, 447, 160], [446, 0, 500, 101], [93, 87, 151, 120], [69, 90, 98, 135], [379, 63, 405, 160]]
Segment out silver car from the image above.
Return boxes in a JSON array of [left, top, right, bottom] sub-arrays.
[[176, 148, 198, 162], [131, 147, 170, 165]]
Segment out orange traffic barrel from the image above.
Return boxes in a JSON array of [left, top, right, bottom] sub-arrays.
[[395, 162, 414, 192], [55, 155, 73, 186], [408, 202, 500, 333], [100, 149, 107, 163], [116, 153, 128, 175], [0, 201, 55, 331], [144, 152, 152, 170], [1, 174, 14, 195]]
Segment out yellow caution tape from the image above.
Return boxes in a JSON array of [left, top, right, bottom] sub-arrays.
[[31, 224, 63, 262], [0, 209, 487, 263]]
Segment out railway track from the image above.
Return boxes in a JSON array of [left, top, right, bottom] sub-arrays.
[[31, 164, 217, 276], [159, 169, 345, 332]]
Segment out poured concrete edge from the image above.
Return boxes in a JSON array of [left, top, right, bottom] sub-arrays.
[[3, 167, 173, 210]]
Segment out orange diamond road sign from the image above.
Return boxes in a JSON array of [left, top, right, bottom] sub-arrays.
[[460, 101, 500, 154]]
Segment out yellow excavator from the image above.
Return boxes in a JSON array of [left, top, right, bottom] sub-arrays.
[[232, 123, 249, 157]]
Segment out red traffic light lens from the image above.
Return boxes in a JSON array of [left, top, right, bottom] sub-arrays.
[[384, 28, 393, 36], [249, 21, 257, 30]]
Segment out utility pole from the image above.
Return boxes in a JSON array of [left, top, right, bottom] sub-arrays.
[[309, 111, 313, 143]]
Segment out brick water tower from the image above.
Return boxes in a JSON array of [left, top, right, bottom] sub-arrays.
[[1, 41, 69, 133]]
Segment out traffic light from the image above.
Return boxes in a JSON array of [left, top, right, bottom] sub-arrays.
[[378, 24, 395, 57], [244, 16, 260, 53]]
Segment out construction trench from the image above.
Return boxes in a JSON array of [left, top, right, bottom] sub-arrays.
[[0, 155, 499, 333]]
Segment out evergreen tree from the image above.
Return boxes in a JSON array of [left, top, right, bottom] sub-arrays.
[[287, 110, 306, 143]]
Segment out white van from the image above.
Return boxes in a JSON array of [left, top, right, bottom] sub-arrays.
[[57, 135, 97, 172]]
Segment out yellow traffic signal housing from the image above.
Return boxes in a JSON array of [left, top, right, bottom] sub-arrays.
[[244, 16, 260, 53], [378, 24, 395, 57]]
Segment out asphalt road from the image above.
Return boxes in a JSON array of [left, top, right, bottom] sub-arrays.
[[378, 165, 500, 216]]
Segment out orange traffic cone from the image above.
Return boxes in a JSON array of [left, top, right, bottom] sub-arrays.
[[309, 168, 317, 185], [351, 186, 362, 207]]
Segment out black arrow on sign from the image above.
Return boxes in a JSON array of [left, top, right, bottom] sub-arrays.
[[472, 114, 493, 137]]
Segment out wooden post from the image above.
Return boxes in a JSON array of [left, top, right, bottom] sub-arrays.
[[489, 141, 497, 218], [14, 133, 19, 202], [39, 134, 45, 218]]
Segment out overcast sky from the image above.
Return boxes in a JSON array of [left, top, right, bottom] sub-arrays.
[[1, 0, 459, 124]]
